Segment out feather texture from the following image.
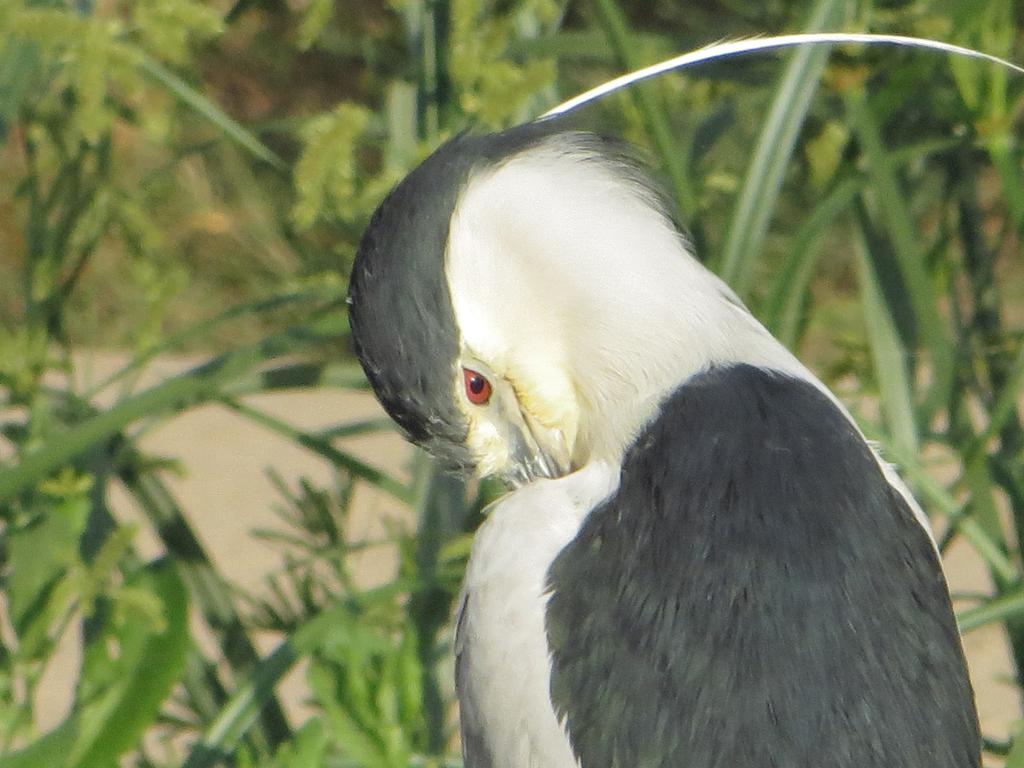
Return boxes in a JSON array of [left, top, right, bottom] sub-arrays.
[[542, 33, 1024, 118], [546, 365, 979, 768]]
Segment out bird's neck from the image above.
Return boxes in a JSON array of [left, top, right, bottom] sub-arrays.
[[567, 254, 814, 469]]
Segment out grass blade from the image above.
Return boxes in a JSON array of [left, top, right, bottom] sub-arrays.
[[861, 422, 1018, 582], [122, 470, 293, 743], [846, 90, 955, 415], [137, 53, 288, 173], [86, 289, 338, 399], [853, 215, 920, 457], [181, 605, 355, 768], [959, 589, 1024, 634], [223, 360, 370, 398], [69, 561, 189, 768], [764, 175, 861, 346], [717, 0, 846, 296], [218, 397, 413, 504], [0, 353, 258, 501], [970, 341, 1024, 457], [589, 0, 696, 214], [0, 331, 342, 501]]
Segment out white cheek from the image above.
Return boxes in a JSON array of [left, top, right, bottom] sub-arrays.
[[464, 409, 510, 476], [443, 135, 823, 467]]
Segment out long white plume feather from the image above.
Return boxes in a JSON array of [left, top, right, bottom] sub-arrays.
[[541, 33, 1024, 119]]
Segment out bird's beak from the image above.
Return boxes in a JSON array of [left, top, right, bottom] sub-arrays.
[[494, 383, 573, 487], [507, 409, 573, 487]]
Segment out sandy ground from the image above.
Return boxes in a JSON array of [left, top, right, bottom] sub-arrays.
[[31, 351, 1022, 750]]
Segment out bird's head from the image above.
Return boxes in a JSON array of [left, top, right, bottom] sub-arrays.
[[348, 123, 798, 485]]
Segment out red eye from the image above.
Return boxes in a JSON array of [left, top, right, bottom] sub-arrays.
[[463, 368, 492, 405]]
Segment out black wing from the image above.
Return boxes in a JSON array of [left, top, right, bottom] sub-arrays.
[[546, 364, 979, 768]]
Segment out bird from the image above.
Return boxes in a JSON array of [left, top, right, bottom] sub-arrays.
[[346, 120, 980, 768]]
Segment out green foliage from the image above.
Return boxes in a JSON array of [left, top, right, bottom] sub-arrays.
[[1, 554, 188, 768], [449, 0, 559, 125], [291, 103, 387, 231], [2, 0, 1024, 765], [3, 0, 218, 145], [135, 1, 224, 65]]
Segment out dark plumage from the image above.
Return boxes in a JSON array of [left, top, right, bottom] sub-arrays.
[[348, 122, 980, 768], [546, 364, 979, 768], [348, 122, 563, 470]]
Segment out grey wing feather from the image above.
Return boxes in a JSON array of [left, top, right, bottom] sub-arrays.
[[455, 591, 494, 768]]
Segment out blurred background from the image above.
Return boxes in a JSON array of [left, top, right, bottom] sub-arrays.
[[2, 0, 1024, 766]]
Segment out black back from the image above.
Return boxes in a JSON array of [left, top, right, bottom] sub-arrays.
[[546, 364, 979, 768]]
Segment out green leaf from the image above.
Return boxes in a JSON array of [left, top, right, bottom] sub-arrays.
[[85, 288, 337, 398], [1, 561, 188, 768], [0, 719, 79, 768], [990, 133, 1024, 225], [0, 33, 41, 142], [181, 605, 353, 768], [71, 20, 112, 144], [961, 449, 1010, 582], [275, 720, 329, 768], [448, 0, 558, 128], [384, 80, 419, 170], [1006, 727, 1024, 768], [120, 468, 293, 744], [68, 560, 189, 768], [397, 628, 424, 731], [860, 423, 1017, 583], [0, 367, 238, 501], [297, 0, 334, 50], [134, 0, 224, 65], [511, 29, 675, 63], [7, 494, 89, 631], [310, 662, 389, 768], [804, 120, 849, 188]]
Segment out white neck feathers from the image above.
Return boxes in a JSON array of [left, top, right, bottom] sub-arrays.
[[445, 136, 815, 465]]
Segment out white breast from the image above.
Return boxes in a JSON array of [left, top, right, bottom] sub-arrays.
[[456, 461, 620, 768]]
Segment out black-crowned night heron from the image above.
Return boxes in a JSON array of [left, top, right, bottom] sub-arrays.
[[347, 121, 979, 768]]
